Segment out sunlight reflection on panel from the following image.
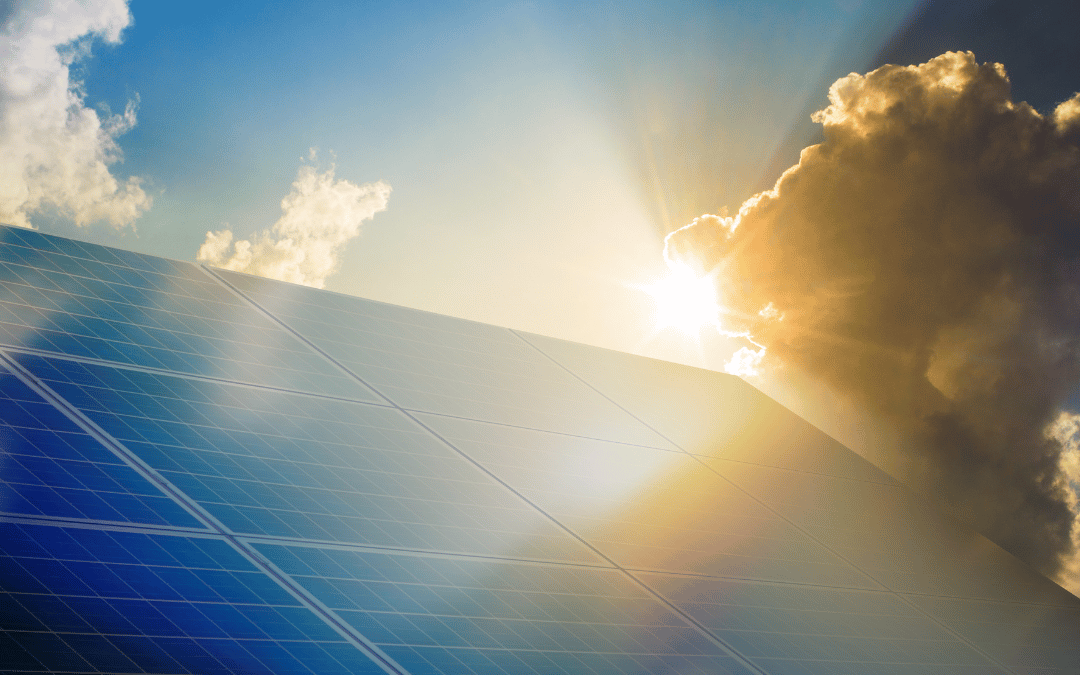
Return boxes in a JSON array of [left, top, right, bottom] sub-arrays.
[[216, 268, 678, 448], [521, 330, 899, 482], [0, 225, 369, 399], [256, 543, 754, 675], [420, 413, 876, 588], [16, 352, 602, 565]]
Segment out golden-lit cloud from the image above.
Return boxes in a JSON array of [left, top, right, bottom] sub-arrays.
[[666, 52, 1080, 584], [0, 0, 150, 229], [197, 156, 390, 288]]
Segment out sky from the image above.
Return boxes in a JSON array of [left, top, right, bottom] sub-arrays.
[[4, 0, 1080, 590], [3, 0, 927, 355]]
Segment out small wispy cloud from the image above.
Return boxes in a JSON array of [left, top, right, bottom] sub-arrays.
[[0, 0, 150, 229], [197, 154, 390, 288]]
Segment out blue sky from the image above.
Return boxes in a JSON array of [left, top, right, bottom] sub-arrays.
[[37, 0, 919, 362]]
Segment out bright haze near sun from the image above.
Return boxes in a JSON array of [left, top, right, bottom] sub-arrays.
[[640, 265, 721, 338]]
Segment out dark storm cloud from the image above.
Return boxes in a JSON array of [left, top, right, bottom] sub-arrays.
[[667, 52, 1080, 582]]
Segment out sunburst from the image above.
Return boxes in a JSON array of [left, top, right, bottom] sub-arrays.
[[640, 263, 721, 337]]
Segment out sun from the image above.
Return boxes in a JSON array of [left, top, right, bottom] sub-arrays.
[[641, 264, 721, 336]]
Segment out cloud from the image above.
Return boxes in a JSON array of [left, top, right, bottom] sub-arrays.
[[0, 0, 150, 229], [197, 158, 390, 288], [666, 52, 1080, 584]]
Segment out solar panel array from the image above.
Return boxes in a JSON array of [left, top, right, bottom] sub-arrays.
[[1, 223, 1077, 674]]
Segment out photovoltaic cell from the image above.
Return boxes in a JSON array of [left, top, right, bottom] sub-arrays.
[[0, 521, 387, 674], [215, 270, 677, 448], [256, 543, 758, 675], [0, 225, 373, 401], [17, 353, 601, 564], [419, 413, 876, 588], [0, 361, 202, 529]]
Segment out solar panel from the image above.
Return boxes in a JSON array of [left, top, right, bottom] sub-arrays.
[[0, 521, 389, 674], [0, 226, 373, 401], [1, 227, 1077, 674], [416, 413, 875, 587], [255, 543, 757, 675], [0, 362, 202, 529], [13, 351, 601, 564], [711, 458, 1080, 605], [903, 594, 1080, 671], [212, 270, 677, 448], [518, 331, 899, 483], [637, 572, 999, 674]]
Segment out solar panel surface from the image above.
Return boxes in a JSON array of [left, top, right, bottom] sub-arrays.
[[1, 224, 1078, 674]]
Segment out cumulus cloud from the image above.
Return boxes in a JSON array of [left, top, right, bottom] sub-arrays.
[[666, 52, 1080, 583], [197, 158, 390, 288], [0, 0, 150, 229]]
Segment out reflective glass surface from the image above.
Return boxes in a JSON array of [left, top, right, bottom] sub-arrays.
[[0, 521, 386, 674], [0, 362, 201, 528], [216, 270, 675, 448], [0, 226, 372, 400], [257, 543, 756, 675], [1, 229, 1077, 674], [520, 332, 898, 483], [419, 413, 875, 588], [17, 352, 599, 564]]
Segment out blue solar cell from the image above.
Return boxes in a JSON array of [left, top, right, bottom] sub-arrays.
[[0, 363, 203, 528], [0, 521, 388, 674], [8, 632, 95, 671]]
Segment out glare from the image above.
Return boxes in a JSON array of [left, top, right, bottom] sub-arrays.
[[635, 262, 769, 377], [641, 264, 721, 337]]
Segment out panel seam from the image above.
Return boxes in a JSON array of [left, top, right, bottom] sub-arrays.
[[198, 266, 390, 405]]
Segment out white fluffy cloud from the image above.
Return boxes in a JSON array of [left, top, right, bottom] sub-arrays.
[[197, 160, 390, 288], [0, 0, 150, 229]]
